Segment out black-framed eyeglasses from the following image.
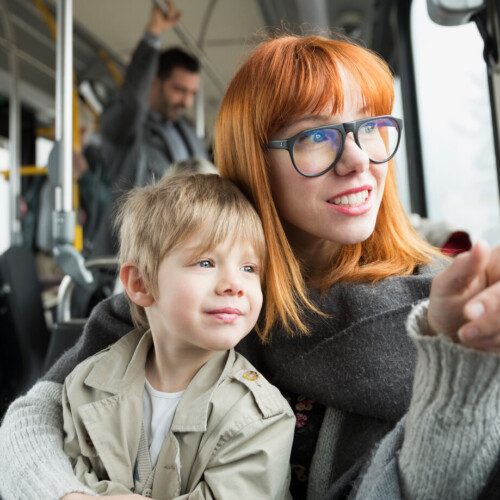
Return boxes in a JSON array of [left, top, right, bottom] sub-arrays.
[[266, 115, 403, 177]]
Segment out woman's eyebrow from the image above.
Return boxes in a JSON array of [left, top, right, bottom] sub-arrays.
[[286, 107, 371, 128], [287, 115, 332, 126]]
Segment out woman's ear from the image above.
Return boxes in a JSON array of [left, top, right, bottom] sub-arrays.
[[120, 262, 154, 307]]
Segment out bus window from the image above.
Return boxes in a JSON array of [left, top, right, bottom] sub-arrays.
[[411, 0, 500, 246], [35, 137, 53, 167]]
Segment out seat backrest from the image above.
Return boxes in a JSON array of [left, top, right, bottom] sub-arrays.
[[42, 320, 85, 374], [0, 245, 51, 395]]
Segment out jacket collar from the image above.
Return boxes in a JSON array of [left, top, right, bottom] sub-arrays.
[[84, 329, 234, 432], [171, 349, 233, 432], [84, 328, 150, 396]]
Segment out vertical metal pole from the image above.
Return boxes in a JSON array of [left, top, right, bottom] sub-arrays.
[[195, 76, 205, 139], [53, 0, 74, 244], [486, 0, 500, 207], [52, 0, 92, 286], [56, 0, 73, 214], [0, 0, 22, 246]]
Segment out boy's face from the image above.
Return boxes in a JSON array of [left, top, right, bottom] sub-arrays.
[[146, 235, 263, 358]]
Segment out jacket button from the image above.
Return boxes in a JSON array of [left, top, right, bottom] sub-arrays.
[[243, 370, 258, 381]]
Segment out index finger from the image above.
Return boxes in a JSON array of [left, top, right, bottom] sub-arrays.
[[486, 245, 500, 286], [433, 240, 490, 296]]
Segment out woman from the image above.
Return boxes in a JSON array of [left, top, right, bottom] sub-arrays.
[[1, 35, 500, 500]]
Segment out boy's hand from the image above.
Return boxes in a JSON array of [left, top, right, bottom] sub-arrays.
[[428, 240, 500, 352], [146, 0, 181, 36]]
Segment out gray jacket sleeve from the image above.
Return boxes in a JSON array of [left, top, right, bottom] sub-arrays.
[[351, 300, 500, 500], [99, 35, 159, 177], [399, 300, 500, 500], [0, 381, 96, 500]]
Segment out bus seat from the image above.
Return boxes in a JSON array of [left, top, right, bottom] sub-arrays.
[[42, 256, 119, 374], [42, 320, 86, 373], [0, 245, 51, 402]]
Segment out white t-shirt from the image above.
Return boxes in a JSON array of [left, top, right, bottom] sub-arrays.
[[142, 378, 184, 467]]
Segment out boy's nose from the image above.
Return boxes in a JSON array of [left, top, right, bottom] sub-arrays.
[[216, 271, 244, 297]]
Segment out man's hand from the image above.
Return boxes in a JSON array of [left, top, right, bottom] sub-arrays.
[[146, 0, 181, 36], [428, 240, 500, 352]]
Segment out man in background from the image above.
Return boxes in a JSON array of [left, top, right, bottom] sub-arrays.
[[93, 0, 207, 255]]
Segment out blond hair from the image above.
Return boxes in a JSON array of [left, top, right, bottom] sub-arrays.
[[214, 34, 443, 337], [115, 173, 266, 333]]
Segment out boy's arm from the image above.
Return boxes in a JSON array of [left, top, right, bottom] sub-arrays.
[[174, 409, 296, 500]]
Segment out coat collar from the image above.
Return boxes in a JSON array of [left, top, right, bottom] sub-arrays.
[[171, 349, 233, 432], [84, 328, 150, 396], [84, 329, 234, 432]]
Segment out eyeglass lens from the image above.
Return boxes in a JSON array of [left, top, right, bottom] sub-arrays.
[[293, 117, 400, 176]]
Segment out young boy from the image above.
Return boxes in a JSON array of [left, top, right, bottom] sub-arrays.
[[62, 173, 295, 499]]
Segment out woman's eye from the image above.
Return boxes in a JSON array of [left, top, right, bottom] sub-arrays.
[[196, 260, 213, 268], [313, 131, 328, 142], [362, 122, 378, 134], [299, 129, 329, 145], [242, 264, 256, 273]]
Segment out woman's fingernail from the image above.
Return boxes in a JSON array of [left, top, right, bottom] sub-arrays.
[[458, 325, 481, 342], [465, 301, 485, 320]]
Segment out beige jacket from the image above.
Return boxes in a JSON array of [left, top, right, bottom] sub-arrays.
[[62, 329, 295, 499]]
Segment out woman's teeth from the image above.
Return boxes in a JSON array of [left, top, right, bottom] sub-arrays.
[[330, 190, 369, 207]]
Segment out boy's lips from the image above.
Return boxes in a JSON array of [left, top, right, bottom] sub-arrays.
[[207, 307, 242, 323]]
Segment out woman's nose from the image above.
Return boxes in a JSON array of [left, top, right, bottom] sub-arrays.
[[333, 134, 370, 176]]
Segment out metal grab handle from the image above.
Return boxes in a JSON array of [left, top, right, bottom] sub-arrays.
[[56, 256, 119, 323]]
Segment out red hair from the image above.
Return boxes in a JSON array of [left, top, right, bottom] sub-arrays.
[[214, 35, 442, 339]]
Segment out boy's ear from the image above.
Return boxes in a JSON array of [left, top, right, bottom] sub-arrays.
[[120, 262, 154, 307]]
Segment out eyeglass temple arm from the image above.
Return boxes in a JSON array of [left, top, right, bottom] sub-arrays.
[[267, 139, 288, 149]]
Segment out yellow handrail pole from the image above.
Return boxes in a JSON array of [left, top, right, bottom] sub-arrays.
[[32, 0, 57, 39], [1, 166, 48, 179], [72, 89, 83, 251]]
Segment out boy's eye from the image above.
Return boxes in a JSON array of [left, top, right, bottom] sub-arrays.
[[196, 260, 214, 268]]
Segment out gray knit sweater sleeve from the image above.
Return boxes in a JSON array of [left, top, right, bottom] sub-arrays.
[[399, 300, 500, 500], [0, 381, 96, 500]]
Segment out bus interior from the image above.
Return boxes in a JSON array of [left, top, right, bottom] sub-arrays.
[[0, 0, 499, 414]]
